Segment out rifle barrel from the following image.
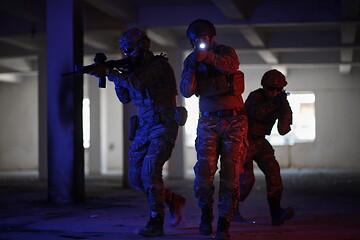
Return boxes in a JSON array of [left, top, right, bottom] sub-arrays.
[[61, 71, 78, 77]]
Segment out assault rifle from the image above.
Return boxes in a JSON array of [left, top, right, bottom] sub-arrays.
[[61, 53, 131, 88]]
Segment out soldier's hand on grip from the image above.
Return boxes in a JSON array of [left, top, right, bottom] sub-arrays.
[[187, 54, 198, 69], [274, 91, 290, 116], [86, 64, 108, 78], [194, 49, 208, 62], [273, 91, 287, 107]]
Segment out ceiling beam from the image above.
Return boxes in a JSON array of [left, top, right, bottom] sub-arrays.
[[0, 0, 45, 25], [339, 0, 359, 74], [85, 0, 138, 22], [0, 56, 36, 72], [0, 36, 44, 52], [146, 29, 177, 48], [211, 0, 245, 20], [238, 26, 280, 66], [84, 31, 121, 51]]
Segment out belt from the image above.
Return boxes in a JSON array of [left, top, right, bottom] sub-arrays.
[[138, 108, 175, 126], [201, 108, 246, 117]]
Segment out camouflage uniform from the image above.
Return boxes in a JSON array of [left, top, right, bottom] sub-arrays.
[[237, 82, 294, 225], [240, 87, 292, 201], [108, 51, 179, 219], [86, 28, 186, 237], [181, 42, 248, 222]]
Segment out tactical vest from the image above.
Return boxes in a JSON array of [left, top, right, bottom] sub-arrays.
[[128, 55, 177, 107], [129, 88, 153, 107], [194, 44, 244, 98], [247, 89, 278, 136], [195, 69, 244, 98]]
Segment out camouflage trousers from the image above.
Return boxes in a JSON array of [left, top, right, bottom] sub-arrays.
[[128, 115, 178, 217], [194, 115, 248, 220], [239, 135, 283, 201]]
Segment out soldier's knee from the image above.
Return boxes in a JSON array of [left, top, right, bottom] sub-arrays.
[[220, 161, 238, 183], [194, 159, 217, 179]]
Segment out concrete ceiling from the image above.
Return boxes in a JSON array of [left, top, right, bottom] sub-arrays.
[[0, 0, 359, 82]]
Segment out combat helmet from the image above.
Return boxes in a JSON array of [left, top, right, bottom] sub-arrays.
[[261, 69, 287, 88], [186, 19, 216, 39], [119, 28, 150, 53]]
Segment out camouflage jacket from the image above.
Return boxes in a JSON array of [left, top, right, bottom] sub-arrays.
[[108, 52, 178, 118], [180, 42, 244, 112], [245, 88, 292, 136]]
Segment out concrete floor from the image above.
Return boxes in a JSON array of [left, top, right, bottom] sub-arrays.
[[1, 169, 360, 240]]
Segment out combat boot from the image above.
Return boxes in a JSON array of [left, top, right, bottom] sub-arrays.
[[215, 216, 231, 240], [166, 191, 186, 226], [199, 207, 214, 235], [268, 197, 294, 226], [138, 212, 164, 237], [233, 204, 245, 222], [272, 207, 295, 226]]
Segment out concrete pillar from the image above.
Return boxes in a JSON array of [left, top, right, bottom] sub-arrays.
[[167, 47, 185, 179], [88, 75, 103, 175], [122, 104, 137, 187], [47, 0, 84, 203], [100, 89, 109, 174], [38, 49, 47, 180]]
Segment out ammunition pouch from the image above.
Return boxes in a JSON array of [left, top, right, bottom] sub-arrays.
[[195, 73, 229, 97], [129, 115, 139, 141], [175, 106, 188, 126], [228, 70, 244, 96]]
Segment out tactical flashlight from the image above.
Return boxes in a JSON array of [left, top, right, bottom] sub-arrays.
[[199, 43, 206, 49]]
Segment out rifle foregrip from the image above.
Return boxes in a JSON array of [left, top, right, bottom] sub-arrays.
[[99, 77, 106, 88]]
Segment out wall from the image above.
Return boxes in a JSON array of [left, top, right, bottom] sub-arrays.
[[1, 62, 359, 172], [100, 84, 124, 172], [0, 78, 38, 170], [288, 68, 360, 169]]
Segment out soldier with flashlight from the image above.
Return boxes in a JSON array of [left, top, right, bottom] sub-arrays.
[[180, 19, 248, 240]]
